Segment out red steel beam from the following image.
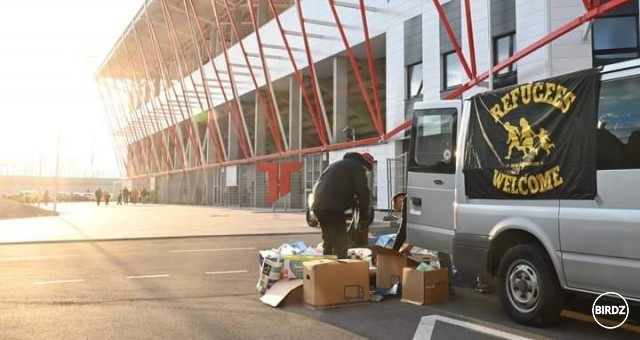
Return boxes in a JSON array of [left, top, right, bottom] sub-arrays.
[[358, 0, 384, 135], [464, 0, 477, 76], [183, 0, 227, 163], [121, 35, 164, 173], [209, 0, 254, 158], [294, 0, 330, 144], [328, 0, 383, 136], [247, 0, 289, 152], [160, 0, 205, 167], [97, 81, 132, 175], [583, 0, 593, 10], [131, 24, 174, 171], [144, 4, 190, 169], [266, 0, 328, 146], [106, 75, 143, 176], [221, 0, 285, 153], [432, 0, 473, 80]]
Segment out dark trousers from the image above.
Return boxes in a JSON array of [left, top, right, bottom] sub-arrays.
[[314, 209, 348, 259]]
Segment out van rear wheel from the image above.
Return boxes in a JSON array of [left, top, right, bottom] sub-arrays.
[[497, 244, 563, 327]]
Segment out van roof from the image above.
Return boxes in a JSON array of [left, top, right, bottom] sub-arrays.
[[601, 58, 640, 74]]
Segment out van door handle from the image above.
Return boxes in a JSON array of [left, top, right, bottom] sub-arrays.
[[411, 197, 422, 207], [434, 178, 444, 185]]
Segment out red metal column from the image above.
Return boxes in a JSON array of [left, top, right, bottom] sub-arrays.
[[209, 0, 254, 158], [131, 24, 173, 171], [121, 35, 163, 173], [328, 0, 383, 136], [247, 0, 289, 151], [97, 80, 131, 175], [182, 0, 227, 163], [144, 4, 190, 169], [266, 0, 328, 146], [106, 74, 143, 176], [464, 0, 477, 76], [159, 0, 205, 167], [358, 0, 384, 134], [294, 0, 330, 144], [432, 0, 473, 80], [222, 0, 285, 153]]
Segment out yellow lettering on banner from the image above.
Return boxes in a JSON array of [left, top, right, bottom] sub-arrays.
[[552, 85, 567, 111], [492, 167, 565, 196], [544, 82, 557, 106], [551, 165, 564, 186], [509, 88, 520, 112], [490, 104, 505, 122], [532, 82, 545, 102], [562, 92, 577, 113], [493, 170, 505, 188], [518, 177, 529, 195], [520, 84, 532, 105], [502, 94, 514, 116], [536, 171, 553, 193]]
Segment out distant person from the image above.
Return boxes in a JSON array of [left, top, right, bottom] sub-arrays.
[[95, 188, 103, 206], [104, 192, 111, 205], [141, 188, 149, 204], [43, 190, 50, 206], [117, 191, 123, 205], [122, 187, 130, 205], [131, 188, 139, 205]]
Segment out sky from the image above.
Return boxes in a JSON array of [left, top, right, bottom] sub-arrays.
[[0, 0, 143, 178]]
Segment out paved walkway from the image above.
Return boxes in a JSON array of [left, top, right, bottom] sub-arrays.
[[0, 202, 393, 244]]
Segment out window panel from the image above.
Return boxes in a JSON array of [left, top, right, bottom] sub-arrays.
[[444, 52, 462, 89], [593, 17, 638, 50], [411, 108, 457, 174], [597, 75, 640, 170], [408, 63, 423, 98]]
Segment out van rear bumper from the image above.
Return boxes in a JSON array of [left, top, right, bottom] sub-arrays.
[[453, 233, 490, 278]]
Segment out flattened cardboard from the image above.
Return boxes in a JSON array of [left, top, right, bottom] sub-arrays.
[[260, 279, 304, 307], [401, 267, 449, 305], [374, 246, 436, 289], [303, 259, 370, 309]]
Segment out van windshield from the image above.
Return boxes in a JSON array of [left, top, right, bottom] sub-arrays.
[[410, 108, 457, 173]]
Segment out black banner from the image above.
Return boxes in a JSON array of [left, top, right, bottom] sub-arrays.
[[464, 69, 599, 199]]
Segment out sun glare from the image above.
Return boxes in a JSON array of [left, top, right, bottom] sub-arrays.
[[0, 0, 144, 177]]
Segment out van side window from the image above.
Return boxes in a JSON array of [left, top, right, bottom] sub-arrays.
[[597, 75, 640, 170], [409, 108, 457, 174]]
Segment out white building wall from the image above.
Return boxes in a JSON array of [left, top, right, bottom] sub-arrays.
[[549, 0, 593, 75], [515, 0, 552, 82]]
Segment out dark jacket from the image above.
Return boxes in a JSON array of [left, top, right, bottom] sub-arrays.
[[312, 154, 371, 213]]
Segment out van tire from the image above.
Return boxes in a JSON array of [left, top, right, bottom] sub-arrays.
[[497, 244, 563, 327]]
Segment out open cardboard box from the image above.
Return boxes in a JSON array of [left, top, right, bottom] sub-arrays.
[[401, 267, 450, 305], [303, 259, 370, 309], [373, 246, 437, 289]]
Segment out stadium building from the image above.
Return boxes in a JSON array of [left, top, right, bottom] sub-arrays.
[[96, 0, 637, 209]]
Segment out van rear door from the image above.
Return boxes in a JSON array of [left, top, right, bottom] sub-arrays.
[[406, 101, 460, 253]]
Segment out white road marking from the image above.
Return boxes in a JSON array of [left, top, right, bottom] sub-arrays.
[[413, 315, 532, 340], [1, 255, 81, 261], [33, 279, 84, 285], [168, 247, 255, 253], [126, 274, 170, 279], [205, 270, 248, 275]]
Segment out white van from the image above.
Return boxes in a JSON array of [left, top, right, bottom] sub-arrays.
[[406, 59, 640, 326]]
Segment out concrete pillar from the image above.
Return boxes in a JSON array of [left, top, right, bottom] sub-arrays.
[[333, 57, 349, 143], [255, 93, 267, 155], [289, 76, 302, 150]]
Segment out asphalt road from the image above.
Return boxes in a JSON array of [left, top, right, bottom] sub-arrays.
[[1, 234, 639, 339]]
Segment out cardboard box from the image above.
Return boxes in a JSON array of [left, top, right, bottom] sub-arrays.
[[283, 255, 336, 279], [401, 267, 449, 305], [303, 259, 370, 309], [374, 246, 436, 289]]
